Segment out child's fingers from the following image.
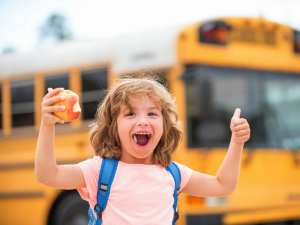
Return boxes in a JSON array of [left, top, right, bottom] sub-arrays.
[[42, 95, 65, 107], [234, 129, 250, 137], [234, 118, 247, 126], [43, 113, 65, 124], [44, 87, 64, 100], [234, 133, 250, 142], [232, 117, 250, 143], [42, 105, 66, 114], [233, 123, 250, 132]]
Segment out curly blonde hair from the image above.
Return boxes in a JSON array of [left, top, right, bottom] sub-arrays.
[[89, 74, 183, 167]]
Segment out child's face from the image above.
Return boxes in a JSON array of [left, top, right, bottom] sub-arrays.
[[117, 95, 163, 164]]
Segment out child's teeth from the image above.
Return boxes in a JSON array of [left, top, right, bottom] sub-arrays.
[[134, 133, 150, 137], [134, 134, 137, 142]]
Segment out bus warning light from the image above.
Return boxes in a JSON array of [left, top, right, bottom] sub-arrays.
[[199, 21, 230, 45], [294, 30, 300, 53]]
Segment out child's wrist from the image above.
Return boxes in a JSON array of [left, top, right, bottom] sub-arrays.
[[40, 120, 55, 129], [231, 133, 245, 146]]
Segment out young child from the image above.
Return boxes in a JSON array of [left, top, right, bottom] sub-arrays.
[[35, 76, 250, 224]]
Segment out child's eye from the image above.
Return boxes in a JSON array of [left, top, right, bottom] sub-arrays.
[[148, 112, 157, 116], [127, 113, 135, 116]]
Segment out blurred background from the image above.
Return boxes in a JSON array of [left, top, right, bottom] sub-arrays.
[[0, 0, 300, 225], [1, 0, 300, 54]]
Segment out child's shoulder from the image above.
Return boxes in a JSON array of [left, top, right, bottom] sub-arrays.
[[79, 155, 102, 163], [172, 161, 194, 177], [78, 156, 103, 171], [171, 161, 194, 191], [172, 161, 191, 170]]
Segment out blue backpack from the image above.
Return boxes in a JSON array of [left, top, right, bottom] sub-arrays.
[[88, 157, 181, 225]]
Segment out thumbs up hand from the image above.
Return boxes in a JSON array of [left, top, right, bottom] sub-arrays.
[[230, 108, 250, 144]]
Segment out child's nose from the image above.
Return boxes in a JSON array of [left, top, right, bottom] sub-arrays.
[[137, 122, 149, 126], [136, 116, 149, 126]]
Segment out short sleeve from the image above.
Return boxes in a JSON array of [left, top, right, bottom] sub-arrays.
[[76, 156, 102, 207], [174, 162, 193, 192]]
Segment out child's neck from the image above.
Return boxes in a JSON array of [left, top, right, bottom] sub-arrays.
[[119, 153, 155, 165]]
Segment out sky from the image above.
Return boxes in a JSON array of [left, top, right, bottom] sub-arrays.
[[0, 0, 300, 54]]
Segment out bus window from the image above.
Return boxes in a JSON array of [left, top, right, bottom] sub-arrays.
[[182, 65, 300, 149], [0, 83, 2, 129], [44, 73, 69, 94], [11, 79, 34, 127], [81, 68, 107, 120], [263, 73, 300, 149]]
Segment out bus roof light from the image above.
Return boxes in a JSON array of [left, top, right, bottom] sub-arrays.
[[294, 30, 300, 53], [199, 21, 230, 45]]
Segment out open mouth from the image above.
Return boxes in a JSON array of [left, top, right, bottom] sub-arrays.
[[133, 133, 152, 147]]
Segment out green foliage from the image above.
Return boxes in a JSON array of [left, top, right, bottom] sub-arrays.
[[39, 13, 72, 42], [2, 46, 15, 55]]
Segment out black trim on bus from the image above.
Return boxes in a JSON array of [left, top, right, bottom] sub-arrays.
[[180, 64, 300, 81], [187, 214, 223, 225], [0, 158, 88, 171], [186, 214, 300, 225], [0, 191, 44, 199], [0, 120, 91, 140], [0, 162, 34, 170]]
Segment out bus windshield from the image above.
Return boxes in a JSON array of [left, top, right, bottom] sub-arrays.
[[182, 65, 300, 149]]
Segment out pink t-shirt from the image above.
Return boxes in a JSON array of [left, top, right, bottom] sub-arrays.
[[77, 156, 193, 225]]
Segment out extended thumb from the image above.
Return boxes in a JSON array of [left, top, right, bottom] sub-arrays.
[[233, 108, 241, 119]]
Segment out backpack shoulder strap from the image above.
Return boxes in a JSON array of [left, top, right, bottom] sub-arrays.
[[93, 157, 118, 224], [166, 161, 181, 225]]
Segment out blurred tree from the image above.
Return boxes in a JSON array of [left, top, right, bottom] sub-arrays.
[[39, 13, 72, 42], [2, 46, 15, 55]]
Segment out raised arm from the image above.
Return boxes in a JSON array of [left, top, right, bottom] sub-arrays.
[[35, 88, 85, 189], [181, 108, 250, 197]]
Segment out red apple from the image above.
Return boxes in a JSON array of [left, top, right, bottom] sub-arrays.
[[53, 90, 81, 122]]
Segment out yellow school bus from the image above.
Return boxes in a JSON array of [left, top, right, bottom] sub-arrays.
[[0, 16, 300, 225]]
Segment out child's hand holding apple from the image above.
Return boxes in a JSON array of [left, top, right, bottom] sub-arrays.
[[41, 87, 81, 125]]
